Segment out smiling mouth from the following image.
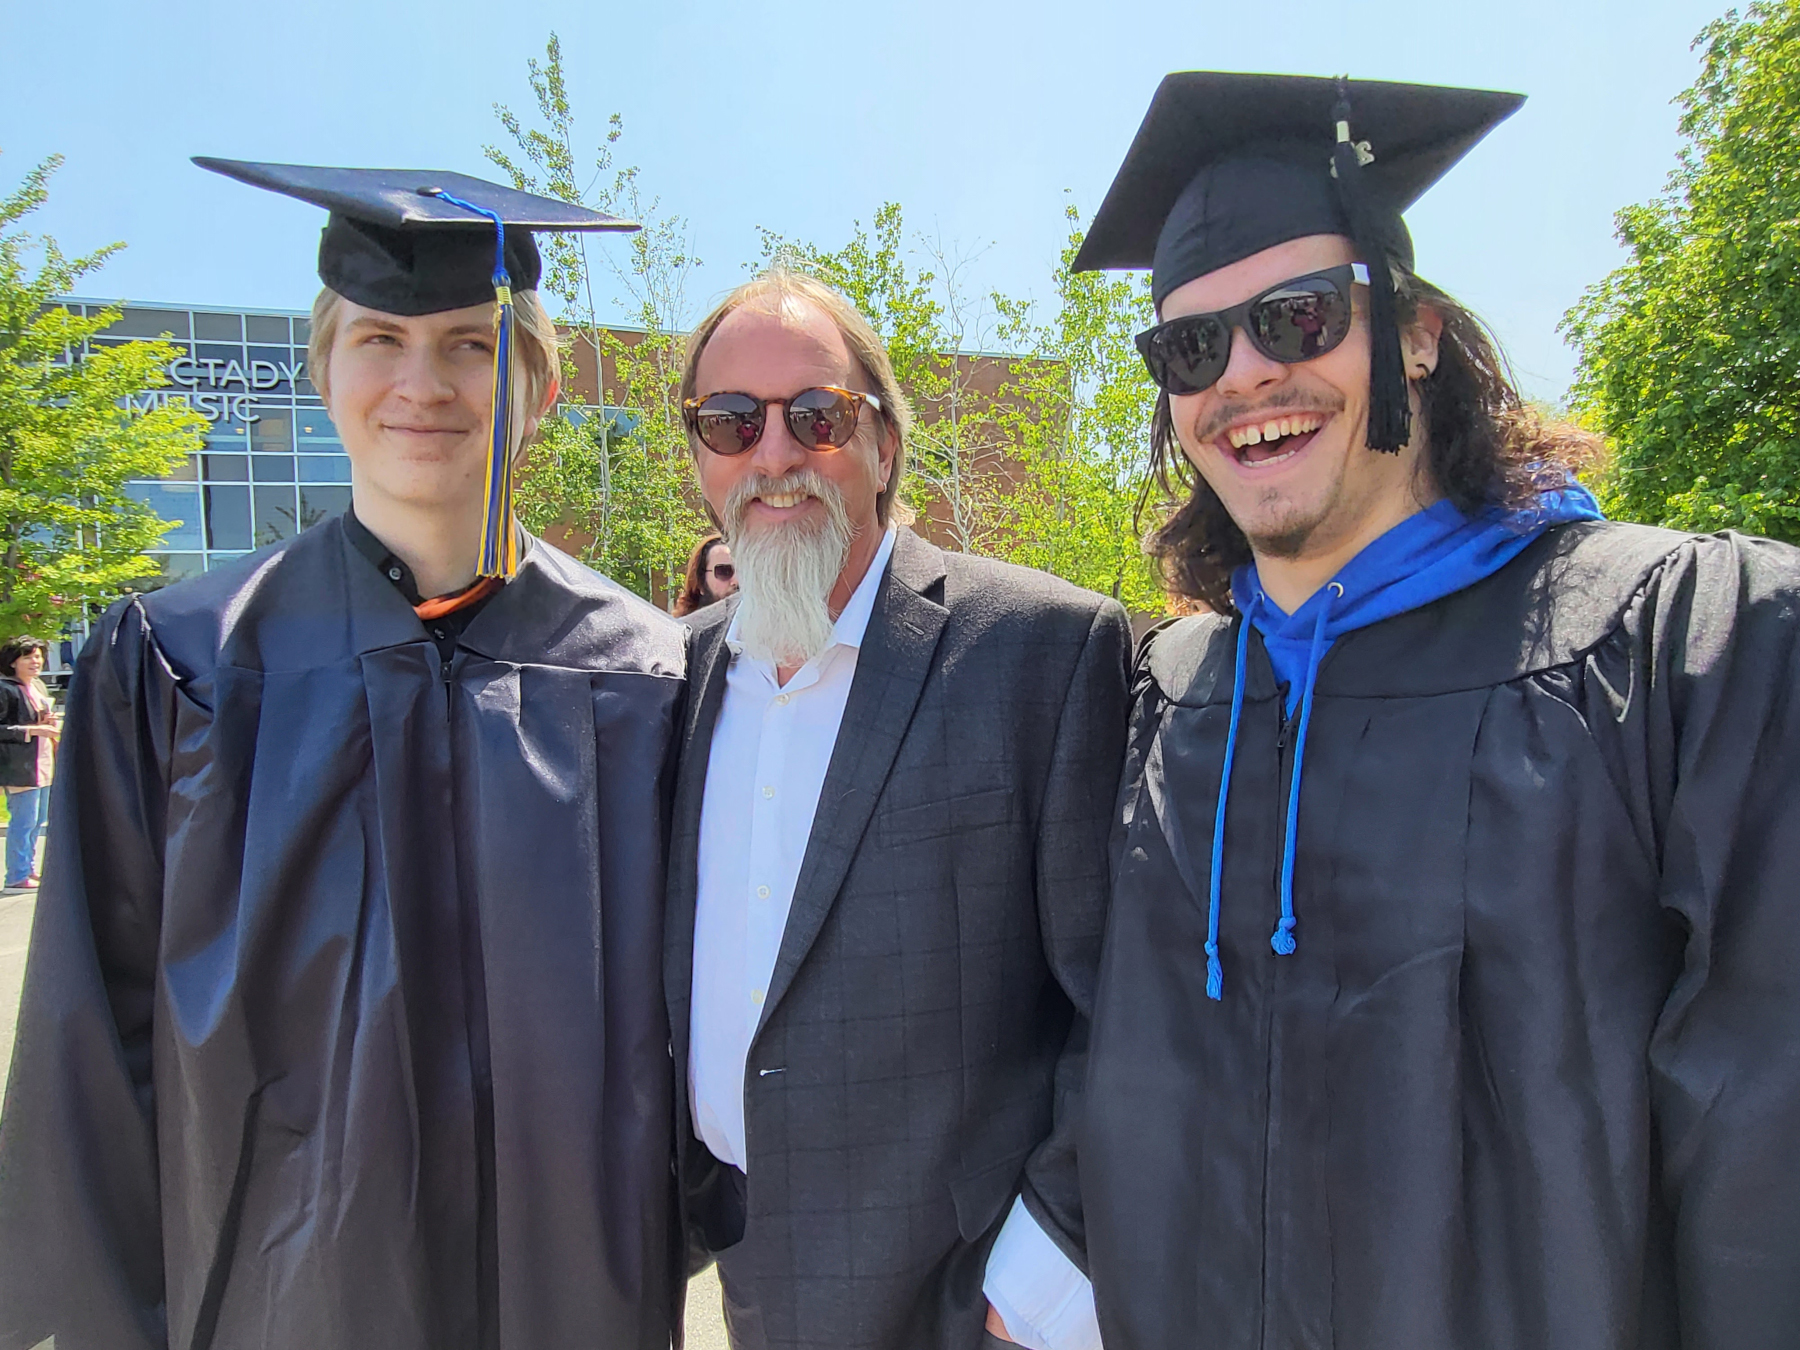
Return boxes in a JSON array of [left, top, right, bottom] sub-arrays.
[[756, 490, 815, 509], [1218, 413, 1328, 467]]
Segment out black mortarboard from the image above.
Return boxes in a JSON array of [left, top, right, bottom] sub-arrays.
[[196, 158, 639, 581], [192, 158, 637, 316], [1074, 74, 1523, 451]]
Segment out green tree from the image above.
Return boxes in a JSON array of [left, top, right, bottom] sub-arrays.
[[992, 202, 1162, 610], [487, 33, 709, 602], [0, 155, 206, 636], [762, 208, 1018, 551], [763, 200, 1163, 609], [1563, 0, 1800, 539]]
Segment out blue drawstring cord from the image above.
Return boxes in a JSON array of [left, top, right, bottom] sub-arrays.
[[1204, 606, 1255, 1000], [1272, 582, 1341, 956]]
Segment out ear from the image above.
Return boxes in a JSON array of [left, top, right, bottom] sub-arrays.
[[514, 376, 562, 463], [1403, 304, 1443, 381], [874, 420, 900, 491]]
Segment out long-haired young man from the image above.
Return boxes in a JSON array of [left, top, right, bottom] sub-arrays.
[[1078, 74, 1800, 1349]]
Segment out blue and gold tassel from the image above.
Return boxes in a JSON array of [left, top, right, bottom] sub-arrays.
[[424, 188, 519, 580]]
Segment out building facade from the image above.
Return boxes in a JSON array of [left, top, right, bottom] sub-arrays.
[[68, 297, 349, 586]]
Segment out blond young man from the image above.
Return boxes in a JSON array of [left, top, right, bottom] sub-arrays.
[[0, 165, 685, 1350]]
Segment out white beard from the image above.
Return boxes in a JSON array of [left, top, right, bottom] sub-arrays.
[[725, 470, 857, 667]]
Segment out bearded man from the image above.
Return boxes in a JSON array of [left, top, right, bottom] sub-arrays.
[[665, 271, 1131, 1350], [1076, 74, 1800, 1348]]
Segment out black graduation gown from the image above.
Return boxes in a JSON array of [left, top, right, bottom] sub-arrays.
[[1084, 521, 1800, 1350], [0, 516, 686, 1350]]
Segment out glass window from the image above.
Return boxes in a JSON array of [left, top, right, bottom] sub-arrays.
[[298, 454, 352, 483], [296, 410, 339, 440], [140, 553, 206, 589], [103, 308, 190, 341], [203, 453, 248, 481], [206, 428, 250, 453], [192, 343, 245, 369], [251, 412, 293, 451], [125, 482, 204, 550], [292, 316, 311, 344], [299, 484, 352, 529], [164, 453, 200, 482], [211, 412, 253, 439], [203, 484, 253, 551], [245, 315, 289, 343], [251, 454, 296, 483], [193, 312, 243, 341], [205, 552, 250, 570], [254, 485, 299, 545]]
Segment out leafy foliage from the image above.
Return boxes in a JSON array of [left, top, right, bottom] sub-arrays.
[[992, 203, 1162, 609], [764, 202, 1164, 607], [0, 155, 206, 637], [1563, 0, 1800, 539], [487, 34, 709, 601], [761, 208, 1017, 551]]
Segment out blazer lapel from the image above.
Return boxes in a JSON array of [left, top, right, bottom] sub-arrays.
[[664, 605, 736, 1059], [756, 531, 949, 1032]]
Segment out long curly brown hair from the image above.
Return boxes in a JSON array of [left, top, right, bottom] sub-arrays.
[[1141, 264, 1602, 615]]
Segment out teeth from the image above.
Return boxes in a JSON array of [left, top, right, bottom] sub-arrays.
[[1226, 414, 1326, 450], [760, 491, 810, 508]]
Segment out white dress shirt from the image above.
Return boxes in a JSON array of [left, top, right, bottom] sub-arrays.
[[688, 526, 1098, 1350]]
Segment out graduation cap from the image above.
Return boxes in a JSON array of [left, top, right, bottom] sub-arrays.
[[1073, 74, 1523, 452], [195, 158, 638, 579]]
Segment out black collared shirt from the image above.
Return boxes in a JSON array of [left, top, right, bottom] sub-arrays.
[[342, 508, 497, 663]]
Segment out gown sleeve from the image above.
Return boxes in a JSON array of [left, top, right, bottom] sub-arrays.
[[0, 598, 178, 1350], [1638, 533, 1800, 1347], [1017, 599, 1133, 1267]]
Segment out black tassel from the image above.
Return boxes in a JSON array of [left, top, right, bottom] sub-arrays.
[[1330, 79, 1411, 454]]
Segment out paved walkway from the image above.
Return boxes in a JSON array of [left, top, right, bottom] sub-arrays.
[[0, 888, 32, 1105]]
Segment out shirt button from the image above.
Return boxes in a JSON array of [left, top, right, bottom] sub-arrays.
[[761, 785, 775, 799], [756, 885, 770, 899], [775, 693, 790, 706], [751, 988, 765, 1006], [388, 566, 403, 581]]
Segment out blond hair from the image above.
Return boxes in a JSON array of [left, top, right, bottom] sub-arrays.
[[306, 287, 561, 461], [682, 270, 914, 527]]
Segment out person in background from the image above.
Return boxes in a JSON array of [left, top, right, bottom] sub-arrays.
[[0, 636, 59, 890], [676, 531, 739, 616]]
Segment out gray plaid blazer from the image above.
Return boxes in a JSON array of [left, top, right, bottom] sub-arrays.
[[665, 528, 1131, 1350]]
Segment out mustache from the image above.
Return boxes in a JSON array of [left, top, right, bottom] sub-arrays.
[[722, 469, 847, 536], [1193, 388, 1347, 443]]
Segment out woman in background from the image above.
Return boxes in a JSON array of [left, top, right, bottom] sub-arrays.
[[1, 636, 60, 890], [675, 531, 737, 616]]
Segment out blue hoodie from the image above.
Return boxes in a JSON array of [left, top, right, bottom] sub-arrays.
[[1196, 484, 1603, 999]]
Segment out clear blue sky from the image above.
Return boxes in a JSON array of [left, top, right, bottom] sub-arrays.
[[5, 0, 1725, 400]]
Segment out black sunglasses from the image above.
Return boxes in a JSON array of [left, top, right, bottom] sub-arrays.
[[682, 385, 884, 456], [706, 563, 736, 581], [1135, 263, 1369, 396]]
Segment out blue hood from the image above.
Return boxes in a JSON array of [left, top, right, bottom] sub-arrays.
[[1233, 484, 1605, 711], [1197, 484, 1603, 1000]]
